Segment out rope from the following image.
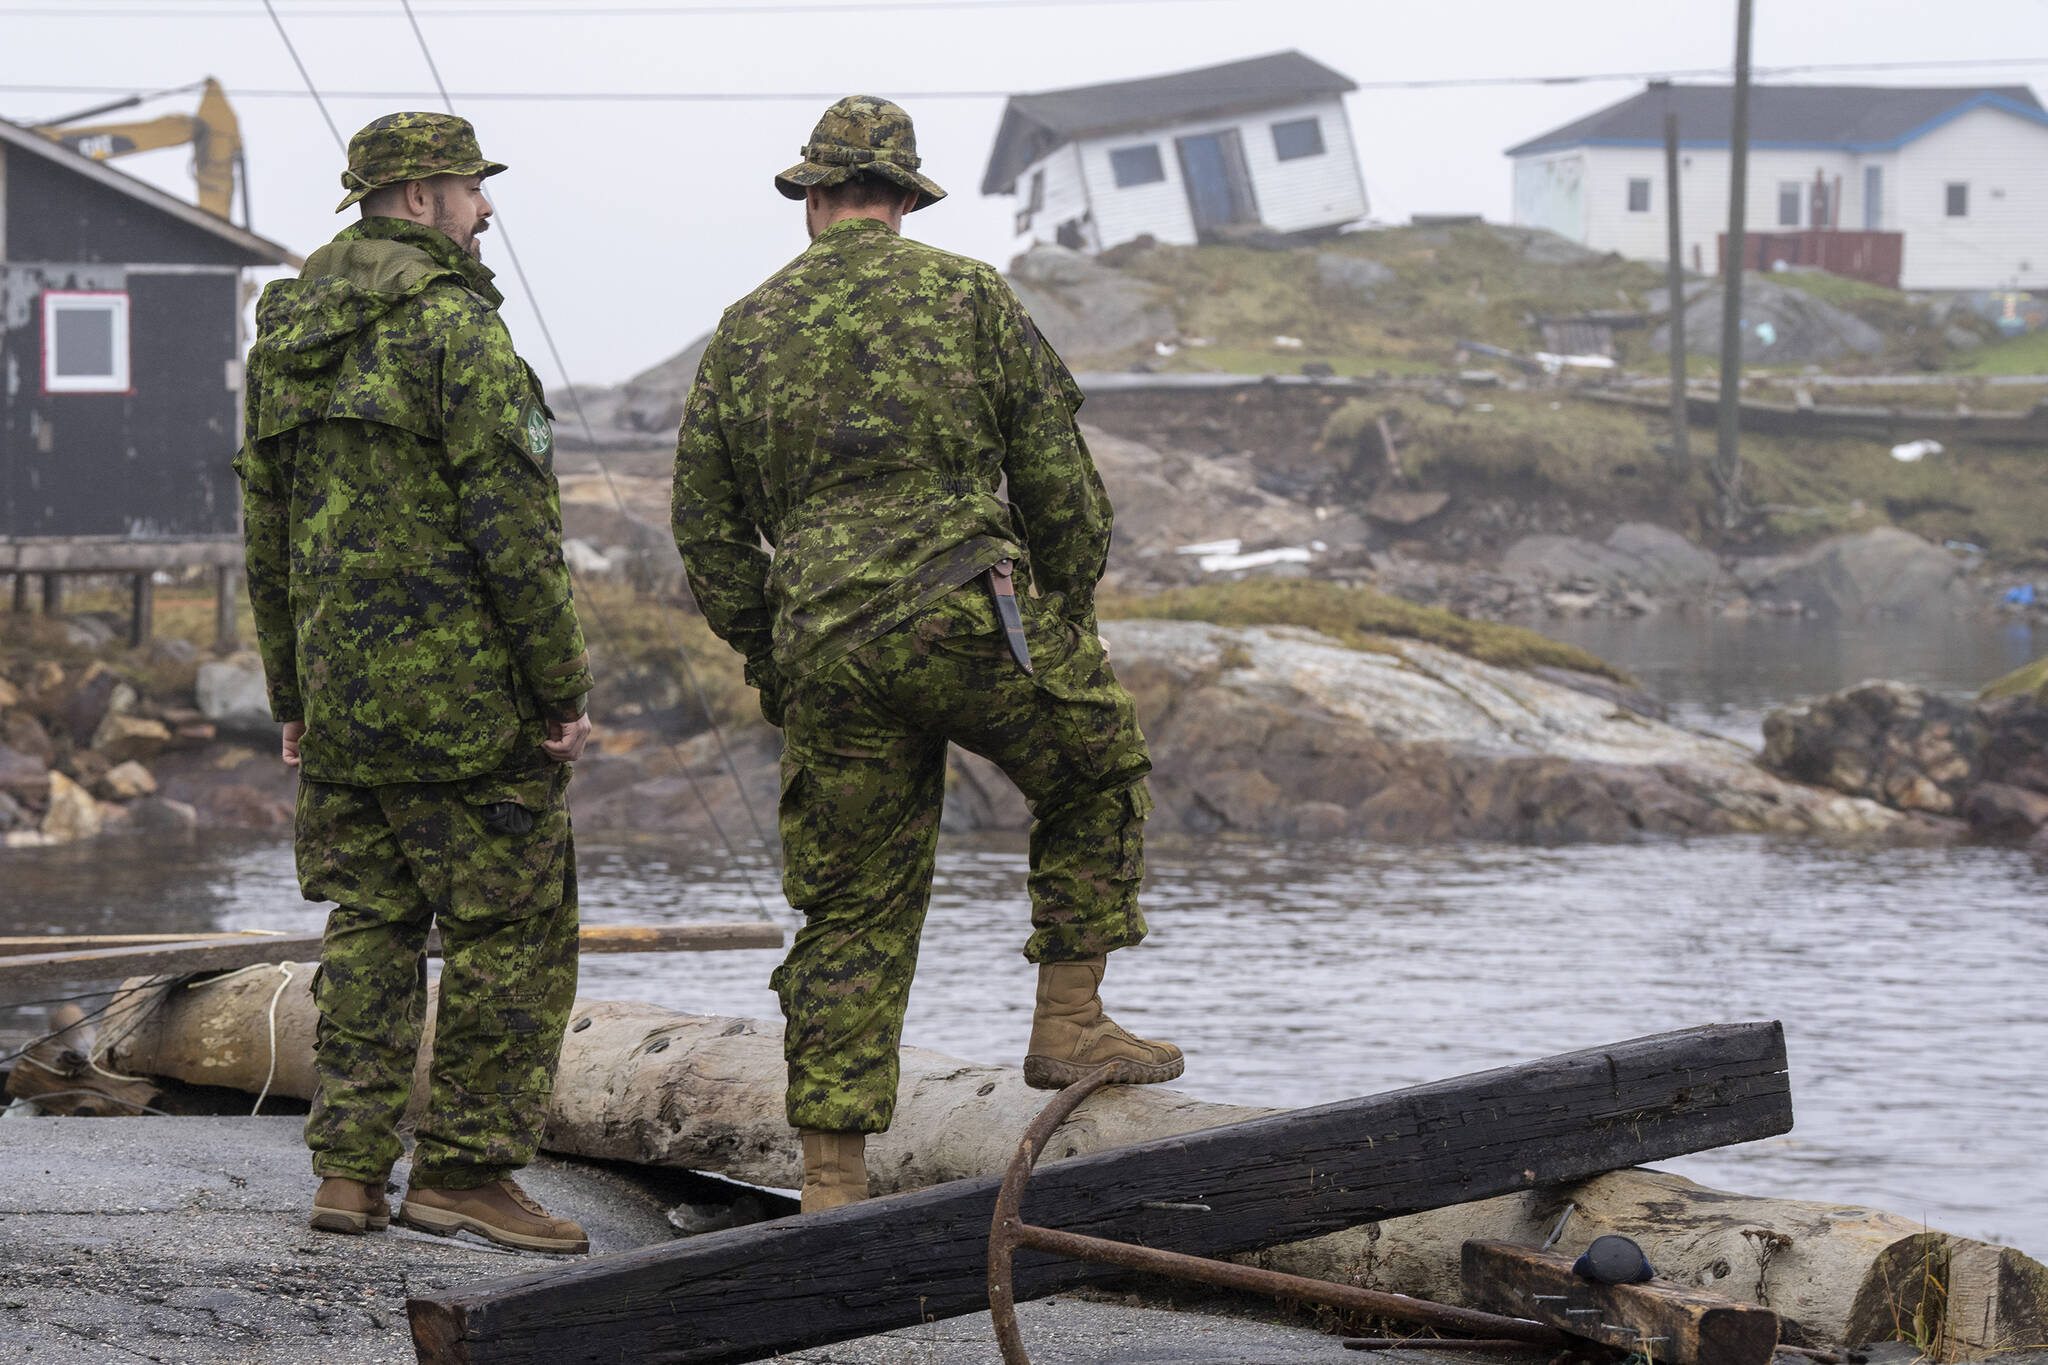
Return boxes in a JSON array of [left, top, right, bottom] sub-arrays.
[[251, 963, 296, 1116]]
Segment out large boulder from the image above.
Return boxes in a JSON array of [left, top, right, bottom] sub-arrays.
[[1313, 251, 1396, 298], [615, 330, 712, 435], [1004, 246, 1177, 362], [1761, 671, 2048, 842], [1735, 527, 1968, 619], [1108, 619, 1909, 842], [1652, 276, 1884, 364], [195, 656, 275, 733], [0, 743, 50, 804], [1501, 522, 1728, 600], [1761, 681, 1983, 815]]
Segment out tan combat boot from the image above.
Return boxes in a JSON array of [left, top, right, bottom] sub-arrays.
[[309, 1176, 391, 1234], [799, 1129, 869, 1213], [1023, 955, 1183, 1090], [396, 1179, 590, 1254]]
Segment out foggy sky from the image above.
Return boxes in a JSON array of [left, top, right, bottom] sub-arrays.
[[4, 0, 2045, 389]]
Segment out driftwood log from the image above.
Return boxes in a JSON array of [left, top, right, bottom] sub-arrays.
[[104, 978, 2047, 1359]]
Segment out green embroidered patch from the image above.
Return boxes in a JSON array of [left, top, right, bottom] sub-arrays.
[[522, 404, 553, 466]]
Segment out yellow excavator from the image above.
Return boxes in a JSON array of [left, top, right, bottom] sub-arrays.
[[31, 78, 245, 222]]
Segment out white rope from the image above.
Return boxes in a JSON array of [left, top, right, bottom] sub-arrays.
[[251, 962, 296, 1117]]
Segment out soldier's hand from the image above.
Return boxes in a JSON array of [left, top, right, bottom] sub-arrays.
[[544, 713, 592, 763], [280, 720, 305, 767]]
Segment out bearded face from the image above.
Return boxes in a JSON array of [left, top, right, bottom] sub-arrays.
[[429, 174, 493, 259]]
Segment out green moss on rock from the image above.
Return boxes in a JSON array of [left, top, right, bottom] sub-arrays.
[[1099, 579, 1631, 684]]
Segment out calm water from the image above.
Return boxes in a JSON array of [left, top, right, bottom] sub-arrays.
[[3, 617, 2043, 1251]]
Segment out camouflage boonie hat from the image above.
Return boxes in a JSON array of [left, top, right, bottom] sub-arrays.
[[336, 112, 507, 213], [774, 96, 946, 212]]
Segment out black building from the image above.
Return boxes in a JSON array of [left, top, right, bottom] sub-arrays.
[[0, 117, 296, 640]]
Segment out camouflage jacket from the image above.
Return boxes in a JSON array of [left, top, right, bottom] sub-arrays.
[[237, 218, 591, 786], [673, 216, 1110, 703]]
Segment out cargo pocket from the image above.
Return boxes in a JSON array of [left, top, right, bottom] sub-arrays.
[[449, 769, 567, 924], [1116, 783, 1155, 882], [475, 991, 553, 1094]]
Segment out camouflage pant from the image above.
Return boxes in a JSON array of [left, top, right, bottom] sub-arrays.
[[295, 762, 578, 1189], [772, 579, 1153, 1134]]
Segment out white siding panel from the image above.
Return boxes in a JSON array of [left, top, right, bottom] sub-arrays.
[[1512, 153, 1585, 242], [1064, 96, 1367, 250], [1011, 143, 1092, 249], [1524, 145, 1869, 272], [1893, 106, 2048, 290]]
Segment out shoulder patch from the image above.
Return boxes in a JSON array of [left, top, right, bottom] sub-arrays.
[[522, 402, 554, 469]]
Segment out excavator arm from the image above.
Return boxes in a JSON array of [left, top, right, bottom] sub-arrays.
[[34, 78, 242, 220]]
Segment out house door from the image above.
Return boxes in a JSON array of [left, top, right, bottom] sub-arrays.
[[1175, 130, 1258, 235]]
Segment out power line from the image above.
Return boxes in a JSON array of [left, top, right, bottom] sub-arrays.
[[255, 0, 784, 922], [393, 0, 780, 894], [0, 0, 1228, 14], [256, 0, 343, 146], [4, 57, 2046, 109]]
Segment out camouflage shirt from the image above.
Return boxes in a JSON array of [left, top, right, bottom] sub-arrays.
[[673, 217, 1111, 699], [237, 218, 591, 786]]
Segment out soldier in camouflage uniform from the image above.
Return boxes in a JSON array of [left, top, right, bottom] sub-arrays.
[[238, 113, 595, 1253], [673, 97, 1182, 1213]]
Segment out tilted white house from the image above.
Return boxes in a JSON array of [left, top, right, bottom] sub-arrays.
[[1507, 82, 2048, 291], [981, 51, 1368, 254]]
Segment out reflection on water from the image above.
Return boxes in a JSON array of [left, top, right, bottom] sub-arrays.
[[1543, 613, 2040, 745], [6, 828, 2043, 1252], [4, 616, 2043, 1249]]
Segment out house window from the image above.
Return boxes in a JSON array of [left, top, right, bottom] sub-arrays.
[[1946, 182, 1969, 217], [1027, 168, 1046, 212], [1863, 165, 1883, 230], [1777, 182, 1802, 227], [1109, 144, 1165, 188], [1271, 117, 1325, 161], [1626, 177, 1651, 213], [42, 291, 130, 395]]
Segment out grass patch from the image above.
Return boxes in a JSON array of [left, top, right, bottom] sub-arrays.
[[1099, 578, 1631, 683], [1954, 327, 2048, 376], [1770, 270, 1911, 309]]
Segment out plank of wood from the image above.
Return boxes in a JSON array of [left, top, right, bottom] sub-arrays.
[[406, 1021, 1793, 1365], [0, 923, 783, 989], [0, 933, 275, 958], [1461, 1239, 1780, 1365]]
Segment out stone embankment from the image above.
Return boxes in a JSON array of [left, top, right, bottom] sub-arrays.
[[0, 644, 295, 847], [1761, 659, 2048, 847]]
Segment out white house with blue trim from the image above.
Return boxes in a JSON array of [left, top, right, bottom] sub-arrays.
[[981, 51, 1368, 254], [1507, 82, 2048, 291]]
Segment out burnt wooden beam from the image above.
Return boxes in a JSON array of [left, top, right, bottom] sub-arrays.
[[407, 1021, 1792, 1365], [1462, 1239, 1780, 1365], [0, 922, 783, 989]]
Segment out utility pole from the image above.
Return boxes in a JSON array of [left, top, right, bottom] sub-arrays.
[[1714, 0, 1754, 531], [1663, 104, 1690, 478]]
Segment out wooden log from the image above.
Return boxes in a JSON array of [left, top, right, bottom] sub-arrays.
[[3, 1002, 161, 1117], [1461, 1239, 1778, 1365], [0, 922, 782, 989], [403, 1023, 1792, 1365]]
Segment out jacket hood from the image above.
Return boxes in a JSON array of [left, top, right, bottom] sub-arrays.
[[251, 219, 501, 376]]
